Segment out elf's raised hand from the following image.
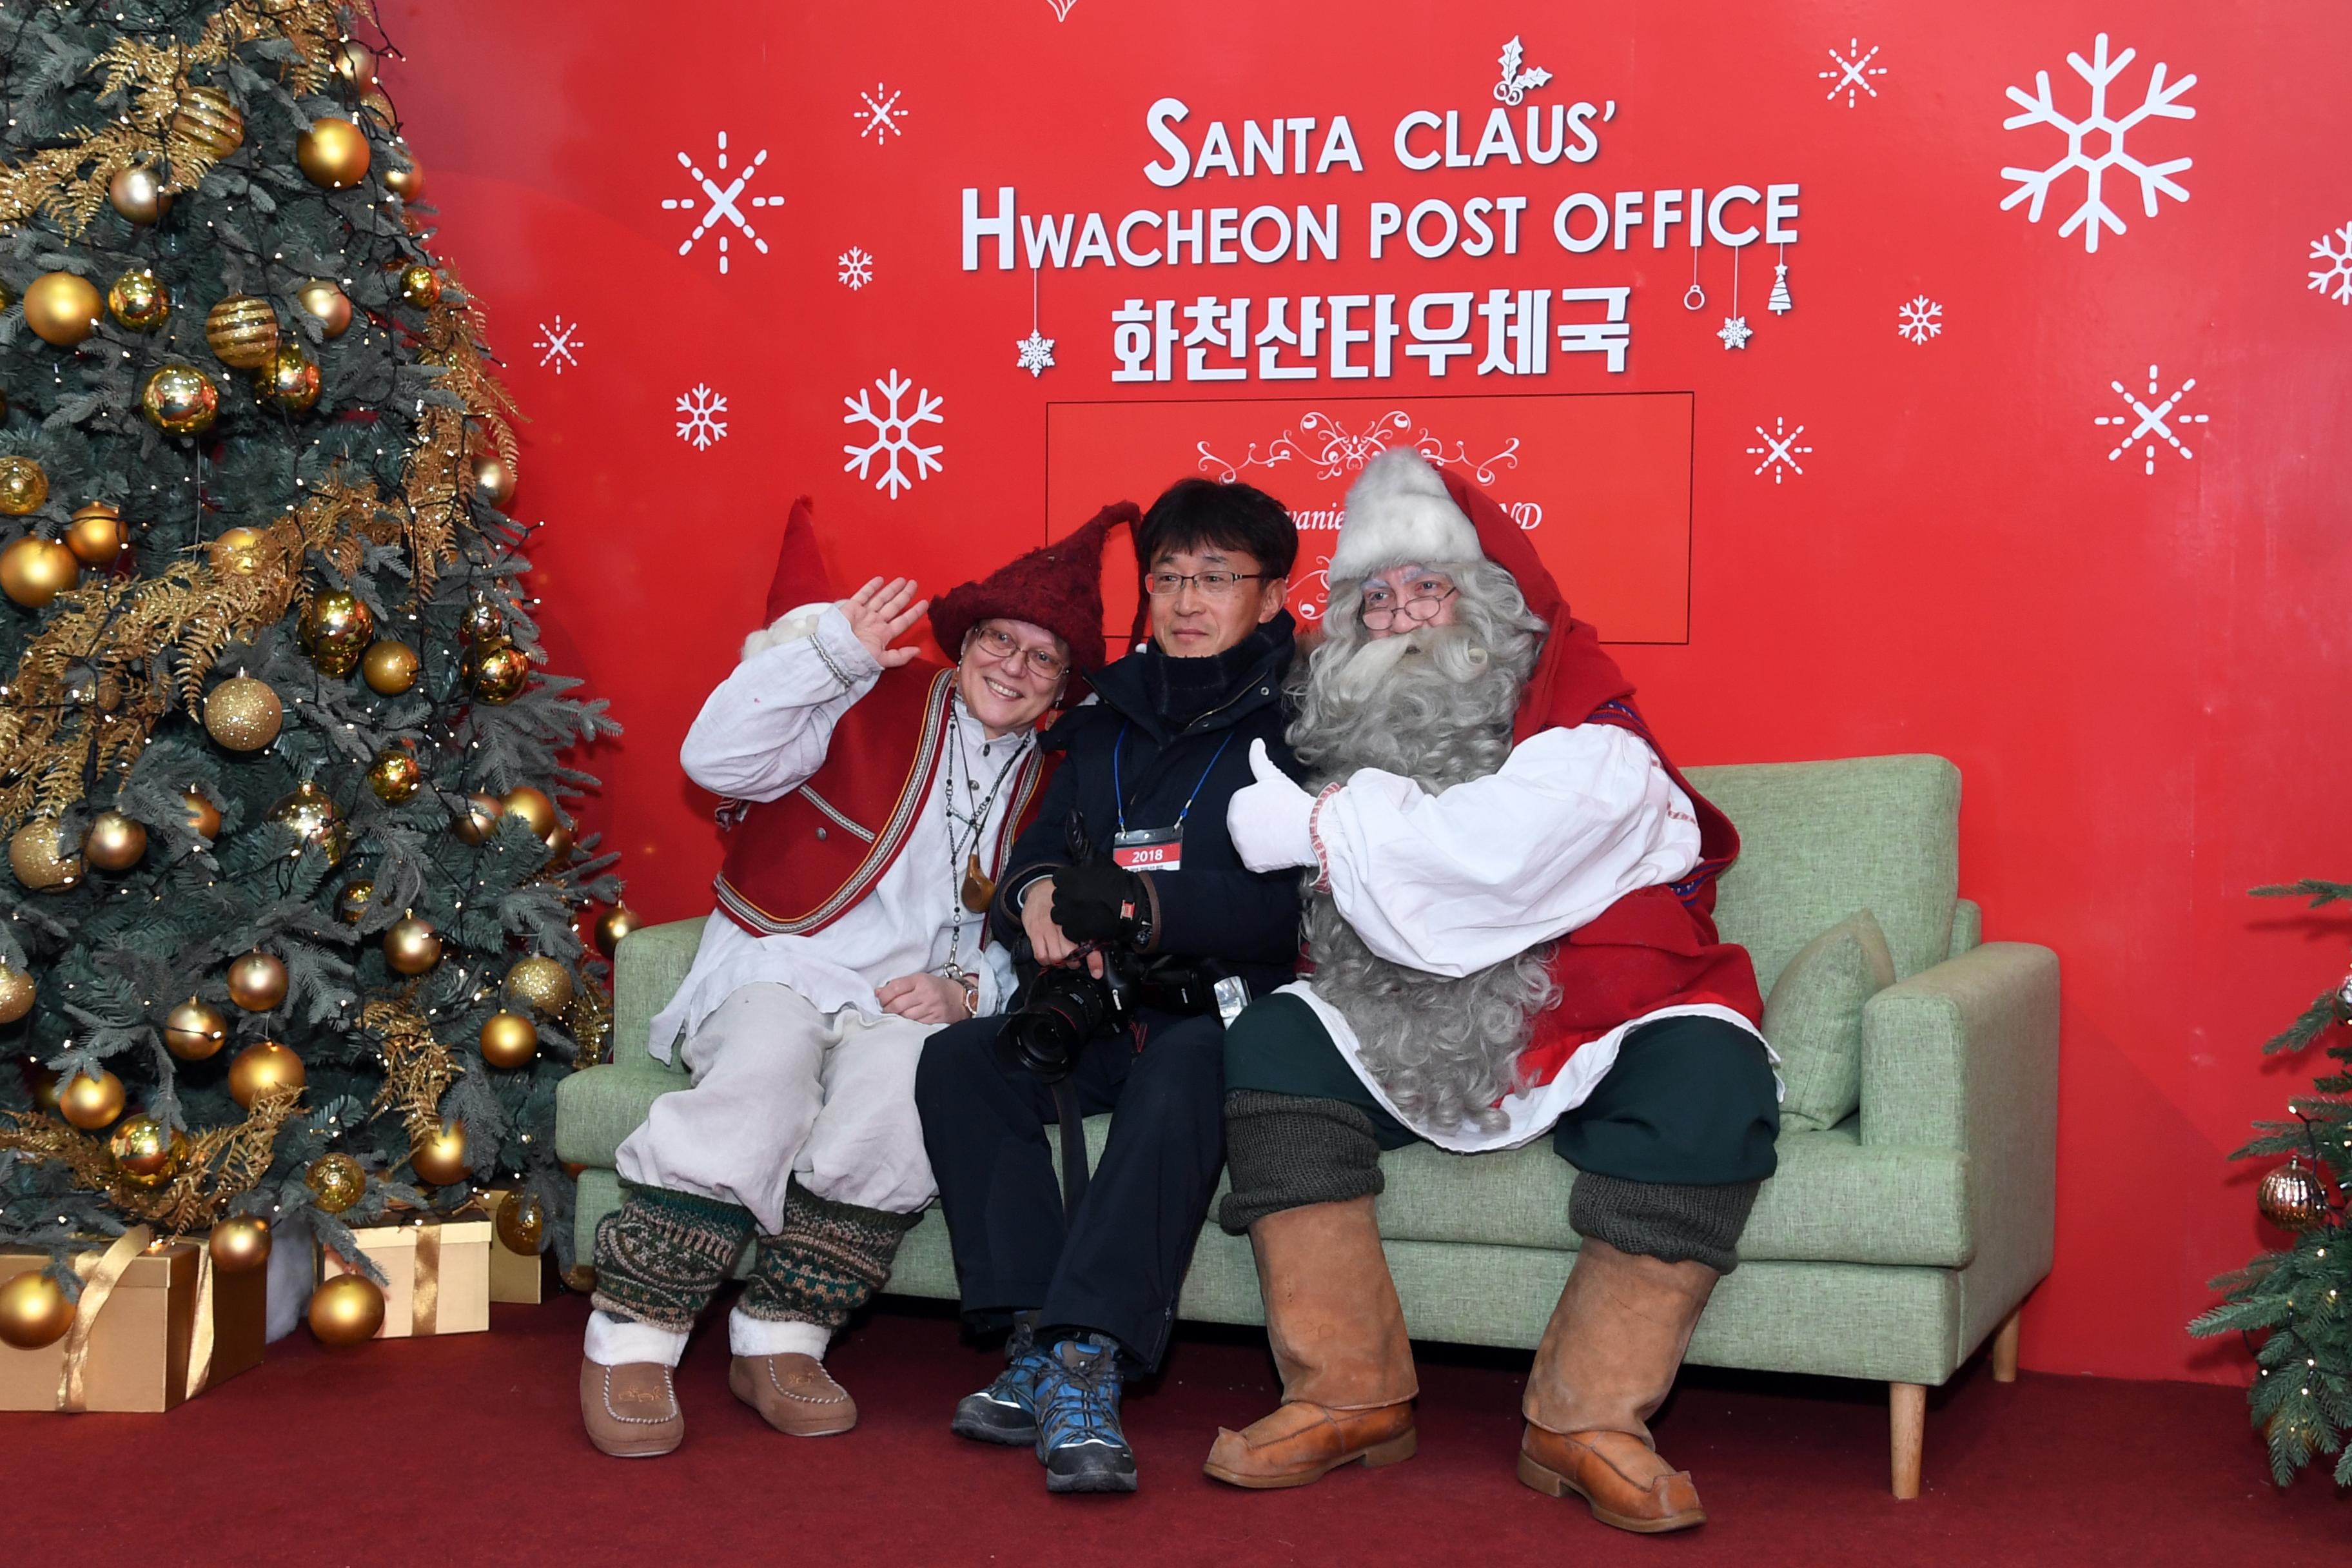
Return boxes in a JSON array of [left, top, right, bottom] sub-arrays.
[[1225, 739, 1318, 873], [839, 576, 930, 668]]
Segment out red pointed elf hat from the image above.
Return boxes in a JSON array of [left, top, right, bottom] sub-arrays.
[[760, 495, 836, 623], [928, 502, 1140, 694]]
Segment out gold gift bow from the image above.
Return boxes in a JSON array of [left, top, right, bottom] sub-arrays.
[[54, 1226, 212, 1411], [411, 1221, 439, 1337]]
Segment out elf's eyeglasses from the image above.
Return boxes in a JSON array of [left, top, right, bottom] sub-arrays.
[[970, 624, 1068, 682]]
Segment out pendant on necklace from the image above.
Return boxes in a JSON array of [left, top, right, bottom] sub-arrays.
[[962, 852, 996, 913]]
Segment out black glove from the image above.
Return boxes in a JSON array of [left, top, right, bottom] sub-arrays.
[[1050, 862, 1147, 945]]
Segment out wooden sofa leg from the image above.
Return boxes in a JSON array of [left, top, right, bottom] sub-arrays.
[[1890, 1382, 1925, 1500], [1992, 1308, 2021, 1382]]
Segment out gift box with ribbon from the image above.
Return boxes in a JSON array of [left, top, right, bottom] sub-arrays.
[[0, 1227, 266, 1413], [321, 1215, 491, 1338]]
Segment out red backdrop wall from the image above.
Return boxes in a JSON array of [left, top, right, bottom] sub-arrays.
[[377, 1, 2351, 1385]]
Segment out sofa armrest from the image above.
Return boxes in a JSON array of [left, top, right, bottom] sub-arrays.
[[609, 917, 709, 1072]]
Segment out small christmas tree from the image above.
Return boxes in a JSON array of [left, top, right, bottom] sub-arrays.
[[0, 2, 620, 1325], [2190, 879, 2352, 1485]]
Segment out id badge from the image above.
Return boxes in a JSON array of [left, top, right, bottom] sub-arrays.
[[1111, 826, 1182, 872]]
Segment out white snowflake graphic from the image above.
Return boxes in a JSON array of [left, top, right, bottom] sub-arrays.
[[1717, 315, 1752, 351], [1015, 329, 1057, 378], [1818, 39, 1888, 108], [2308, 223, 2352, 305], [1897, 295, 1943, 344], [674, 384, 729, 451], [1745, 417, 1812, 485], [533, 315, 584, 374], [1045, 0, 1079, 17], [838, 246, 874, 290], [856, 84, 908, 144], [2093, 364, 2208, 476], [2000, 34, 2195, 254], [843, 370, 944, 499], [661, 131, 785, 275]]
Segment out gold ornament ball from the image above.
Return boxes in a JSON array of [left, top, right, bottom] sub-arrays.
[[297, 117, 371, 190], [182, 786, 222, 840], [332, 39, 378, 93], [411, 1122, 469, 1186], [505, 956, 574, 1016], [141, 364, 220, 436], [0, 455, 50, 515], [22, 272, 103, 348], [291, 278, 353, 339], [0, 536, 79, 608], [452, 792, 502, 845], [266, 780, 348, 864], [496, 1190, 547, 1255], [162, 997, 228, 1061], [299, 589, 375, 677], [367, 748, 421, 804], [83, 810, 148, 872], [305, 1152, 365, 1214], [204, 295, 279, 370], [106, 269, 171, 332], [255, 341, 322, 414], [500, 786, 558, 841], [307, 1273, 383, 1348], [464, 640, 531, 705], [57, 1066, 126, 1130], [0, 1270, 75, 1351], [462, 597, 504, 642], [360, 638, 419, 695], [107, 164, 172, 225], [384, 162, 425, 203], [384, 915, 442, 975], [205, 675, 284, 752], [2258, 1157, 2329, 1232], [226, 949, 289, 1012], [108, 1114, 190, 1187], [226, 1040, 305, 1110], [333, 879, 375, 925], [469, 452, 516, 509], [208, 1215, 271, 1273], [210, 525, 266, 576], [10, 818, 83, 892], [478, 1010, 538, 1070], [592, 905, 643, 959], [170, 85, 244, 160], [0, 963, 34, 1024], [397, 264, 441, 309], [64, 502, 127, 567]]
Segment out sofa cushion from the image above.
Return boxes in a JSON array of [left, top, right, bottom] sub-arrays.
[[1765, 910, 1896, 1132]]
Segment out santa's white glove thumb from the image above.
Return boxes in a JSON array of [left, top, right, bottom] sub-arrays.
[[1226, 739, 1318, 873]]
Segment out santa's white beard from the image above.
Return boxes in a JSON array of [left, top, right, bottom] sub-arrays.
[[1288, 602, 1555, 1135]]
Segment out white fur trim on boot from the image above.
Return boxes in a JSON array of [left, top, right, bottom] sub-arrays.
[[730, 1309, 831, 1360], [585, 1309, 690, 1369], [740, 600, 832, 662], [1328, 449, 1482, 582]]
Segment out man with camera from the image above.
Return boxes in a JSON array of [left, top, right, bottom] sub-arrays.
[[914, 478, 1304, 1494], [579, 500, 1129, 1458]]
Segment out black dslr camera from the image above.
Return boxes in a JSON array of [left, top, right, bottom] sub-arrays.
[[997, 939, 1137, 1083]]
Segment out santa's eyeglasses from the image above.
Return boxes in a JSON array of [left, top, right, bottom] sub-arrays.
[[969, 625, 1068, 681], [1358, 578, 1457, 630]]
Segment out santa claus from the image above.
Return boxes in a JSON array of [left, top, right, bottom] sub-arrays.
[[1206, 450, 1780, 1534]]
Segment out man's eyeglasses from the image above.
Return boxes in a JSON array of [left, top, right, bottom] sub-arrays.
[[1145, 570, 1267, 600], [1359, 579, 1457, 631], [970, 624, 1068, 682]]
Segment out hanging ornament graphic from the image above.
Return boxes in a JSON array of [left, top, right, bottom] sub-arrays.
[[1015, 269, 1056, 377], [1683, 248, 1706, 312], [1767, 243, 1794, 315], [1718, 244, 1752, 349]]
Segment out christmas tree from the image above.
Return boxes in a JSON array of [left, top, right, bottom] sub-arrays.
[[2190, 879, 2352, 1485], [0, 1, 622, 1335]]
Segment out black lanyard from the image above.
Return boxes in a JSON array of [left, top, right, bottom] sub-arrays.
[[1111, 723, 1236, 838]]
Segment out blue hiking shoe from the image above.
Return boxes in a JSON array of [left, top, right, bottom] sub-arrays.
[[950, 1316, 1051, 1446], [1033, 1337, 1138, 1494]]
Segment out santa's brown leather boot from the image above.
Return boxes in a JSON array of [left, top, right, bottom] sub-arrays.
[[580, 1358, 684, 1458], [1204, 1196, 1419, 1489], [1516, 1239, 1718, 1533], [729, 1352, 858, 1436]]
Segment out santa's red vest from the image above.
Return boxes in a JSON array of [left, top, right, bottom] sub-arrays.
[[711, 663, 1050, 938]]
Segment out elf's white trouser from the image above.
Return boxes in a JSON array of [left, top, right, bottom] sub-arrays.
[[585, 981, 937, 1368]]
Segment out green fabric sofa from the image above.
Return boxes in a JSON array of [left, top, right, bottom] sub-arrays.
[[556, 754, 2057, 1496]]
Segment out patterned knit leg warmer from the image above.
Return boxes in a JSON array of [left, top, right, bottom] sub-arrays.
[[1218, 1090, 1386, 1235], [739, 1177, 923, 1331], [1569, 1172, 1762, 1276], [591, 1180, 757, 1331]]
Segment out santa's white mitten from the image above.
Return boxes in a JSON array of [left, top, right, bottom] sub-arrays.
[[1226, 740, 1318, 873]]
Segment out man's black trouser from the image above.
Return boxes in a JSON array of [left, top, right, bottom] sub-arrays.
[[914, 1006, 1224, 1371]]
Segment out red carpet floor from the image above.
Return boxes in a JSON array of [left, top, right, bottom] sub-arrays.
[[4, 1291, 2340, 1566]]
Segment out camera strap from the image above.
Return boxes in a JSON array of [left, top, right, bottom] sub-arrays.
[[1051, 1078, 1090, 1218]]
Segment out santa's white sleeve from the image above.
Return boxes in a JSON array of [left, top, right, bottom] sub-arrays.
[[1312, 724, 1703, 977], [678, 605, 882, 802]]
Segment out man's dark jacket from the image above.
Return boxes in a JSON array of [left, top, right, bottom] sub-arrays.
[[992, 612, 1306, 1001]]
